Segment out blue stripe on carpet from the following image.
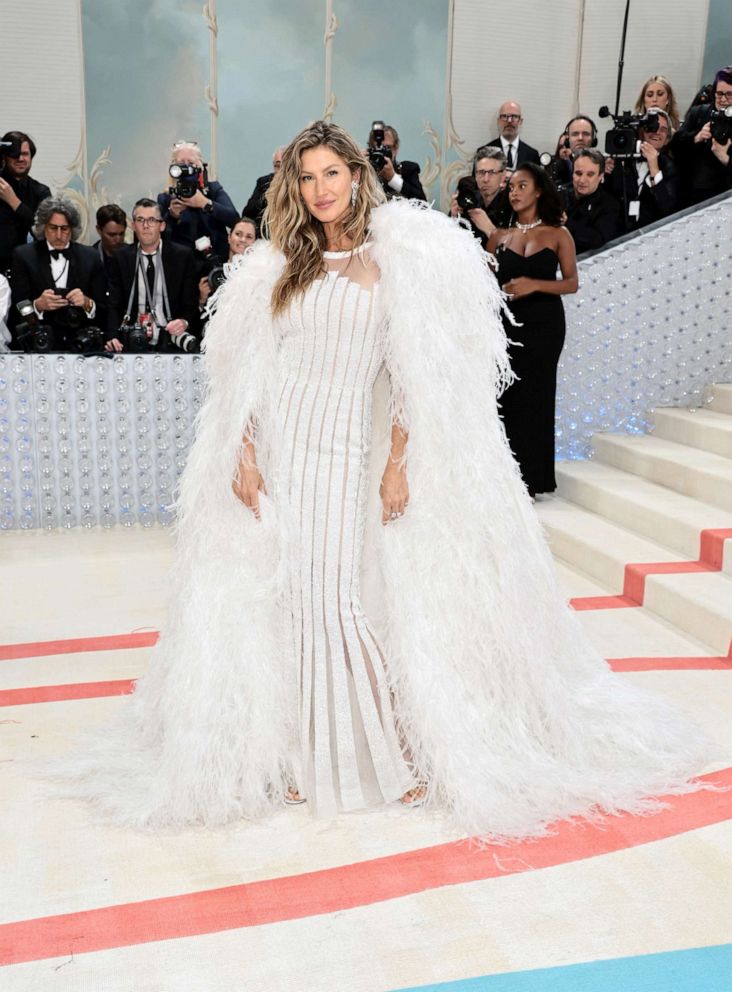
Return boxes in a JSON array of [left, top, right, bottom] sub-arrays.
[[388, 943, 732, 992]]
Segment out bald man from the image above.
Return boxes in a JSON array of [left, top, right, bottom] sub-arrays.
[[485, 101, 540, 171]]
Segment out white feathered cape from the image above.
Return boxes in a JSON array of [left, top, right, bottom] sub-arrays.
[[60, 199, 713, 840]]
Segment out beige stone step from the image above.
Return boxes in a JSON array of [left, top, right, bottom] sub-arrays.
[[651, 407, 732, 460], [706, 383, 732, 416]]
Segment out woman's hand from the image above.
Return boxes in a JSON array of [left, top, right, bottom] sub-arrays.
[[380, 461, 409, 525], [232, 461, 266, 519], [502, 276, 536, 300]]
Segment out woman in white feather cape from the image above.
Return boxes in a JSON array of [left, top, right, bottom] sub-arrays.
[[62, 122, 712, 841]]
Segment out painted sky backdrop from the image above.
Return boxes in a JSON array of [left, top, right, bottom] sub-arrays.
[[82, 0, 449, 216]]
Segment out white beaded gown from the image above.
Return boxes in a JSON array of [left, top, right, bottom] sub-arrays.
[[274, 244, 416, 816]]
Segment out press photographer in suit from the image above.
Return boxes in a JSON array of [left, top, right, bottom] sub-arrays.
[[10, 196, 105, 351], [485, 102, 540, 171], [449, 146, 511, 247], [560, 150, 621, 255], [367, 123, 426, 201], [606, 109, 680, 231], [673, 65, 732, 206], [105, 198, 198, 354], [0, 131, 51, 277]]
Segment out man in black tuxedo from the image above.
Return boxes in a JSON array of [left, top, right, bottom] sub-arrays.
[[560, 150, 621, 255], [367, 124, 426, 201], [10, 195, 105, 351], [0, 131, 51, 277], [241, 146, 285, 234], [486, 102, 540, 171], [606, 110, 680, 231], [105, 198, 198, 353]]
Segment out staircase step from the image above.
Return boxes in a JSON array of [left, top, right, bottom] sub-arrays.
[[556, 461, 732, 572], [706, 383, 732, 416], [591, 433, 732, 512], [536, 498, 732, 654], [651, 407, 732, 460]]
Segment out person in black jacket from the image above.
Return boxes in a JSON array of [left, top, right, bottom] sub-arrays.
[[0, 131, 51, 277], [561, 149, 621, 255], [105, 198, 198, 353], [673, 65, 732, 207], [606, 110, 680, 231], [241, 146, 285, 235], [485, 101, 541, 170], [10, 195, 105, 350], [367, 124, 426, 201], [449, 145, 511, 247], [157, 140, 238, 260]]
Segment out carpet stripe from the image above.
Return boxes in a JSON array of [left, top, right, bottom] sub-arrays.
[[0, 631, 159, 661], [389, 942, 732, 992], [1, 767, 730, 967]]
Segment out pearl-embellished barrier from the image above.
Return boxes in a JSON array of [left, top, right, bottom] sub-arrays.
[[557, 193, 732, 460], [1, 195, 730, 529], [0, 354, 203, 530]]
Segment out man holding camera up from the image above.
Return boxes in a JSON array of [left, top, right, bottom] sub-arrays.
[[105, 198, 198, 354], [10, 196, 105, 351], [606, 110, 679, 231], [674, 65, 732, 207], [450, 146, 511, 247], [367, 122, 426, 201], [157, 140, 238, 260], [0, 131, 51, 277]]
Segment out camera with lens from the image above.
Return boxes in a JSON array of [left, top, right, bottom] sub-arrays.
[[70, 325, 105, 353], [709, 106, 732, 144], [194, 235, 226, 294], [456, 175, 481, 212], [0, 136, 23, 160], [14, 299, 52, 353], [368, 120, 393, 172], [168, 161, 210, 199], [598, 105, 660, 158], [118, 318, 153, 353], [173, 330, 200, 354]]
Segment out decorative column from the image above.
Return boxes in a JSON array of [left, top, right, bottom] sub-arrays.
[[203, 1, 219, 177], [323, 0, 338, 120]]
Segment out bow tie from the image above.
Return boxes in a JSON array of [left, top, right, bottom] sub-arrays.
[[50, 248, 70, 260]]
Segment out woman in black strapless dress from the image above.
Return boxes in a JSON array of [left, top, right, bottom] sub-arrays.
[[487, 164, 578, 496]]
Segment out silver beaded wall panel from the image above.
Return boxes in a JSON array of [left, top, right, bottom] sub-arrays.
[[0, 195, 730, 530]]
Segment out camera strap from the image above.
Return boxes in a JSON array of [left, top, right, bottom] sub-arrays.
[[126, 247, 171, 336]]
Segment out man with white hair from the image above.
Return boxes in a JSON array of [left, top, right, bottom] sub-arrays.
[[157, 140, 238, 259], [485, 101, 540, 171]]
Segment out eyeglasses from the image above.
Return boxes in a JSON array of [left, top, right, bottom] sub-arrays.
[[716, 88, 732, 103], [132, 216, 163, 226], [475, 168, 504, 178], [47, 223, 70, 233], [499, 114, 522, 121]]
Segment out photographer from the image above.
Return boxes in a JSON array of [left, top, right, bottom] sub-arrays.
[[367, 123, 426, 201], [241, 146, 285, 235], [105, 198, 198, 354], [673, 65, 732, 207], [553, 117, 601, 185], [560, 149, 621, 254], [198, 217, 256, 317], [449, 146, 511, 247], [93, 203, 127, 287], [0, 131, 51, 277], [606, 109, 680, 231], [10, 196, 105, 351], [157, 140, 238, 260]]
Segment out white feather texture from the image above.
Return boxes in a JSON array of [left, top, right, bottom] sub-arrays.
[[48, 200, 716, 839]]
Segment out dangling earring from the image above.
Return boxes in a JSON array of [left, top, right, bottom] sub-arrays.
[[351, 180, 360, 207]]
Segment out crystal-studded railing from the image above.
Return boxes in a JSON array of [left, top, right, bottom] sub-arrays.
[[1, 194, 730, 529], [557, 191, 732, 459]]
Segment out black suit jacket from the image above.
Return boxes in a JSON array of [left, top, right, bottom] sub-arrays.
[[379, 160, 427, 201], [10, 240, 105, 347], [106, 241, 198, 349], [0, 170, 51, 275], [606, 153, 680, 231], [241, 173, 273, 232], [672, 105, 732, 206], [561, 186, 621, 255], [485, 138, 541, 168]]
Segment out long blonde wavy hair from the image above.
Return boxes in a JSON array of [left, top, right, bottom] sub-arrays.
[[633, 75, 681, 131], [265, 121, 385, 317]]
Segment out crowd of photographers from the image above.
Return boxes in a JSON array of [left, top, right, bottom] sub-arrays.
[[1, 65, 731, 355]]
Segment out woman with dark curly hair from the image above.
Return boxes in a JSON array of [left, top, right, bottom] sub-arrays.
[[487, 162, 578, 497]]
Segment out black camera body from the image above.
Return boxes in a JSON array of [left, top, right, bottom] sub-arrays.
[[368, 120, 393, 172], [70, 325, 105, 353], [14, 300, 52, 353], [456, 175, 481, 213], [119, 319, 153, 353], [599, 105, 660, 158], [709, 106, 732, 144], [168, 161, 210, 199]]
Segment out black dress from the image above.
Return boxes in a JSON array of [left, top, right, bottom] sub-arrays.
[[495, 247, 566, 494]]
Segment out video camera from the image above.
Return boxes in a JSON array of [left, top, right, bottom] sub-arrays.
[[709, 106, 732, 144], [598, 105, 660, 158], [168, 161, 210, 199], [368, 121, 393, 172]]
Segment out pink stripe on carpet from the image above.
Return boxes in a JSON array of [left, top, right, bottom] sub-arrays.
[[0, 632, 159, 661], [0, 680, 136, 707], [1, 767, 730, 967]]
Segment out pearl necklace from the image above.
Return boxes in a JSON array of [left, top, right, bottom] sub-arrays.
[[513, 218, 542, 232]]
